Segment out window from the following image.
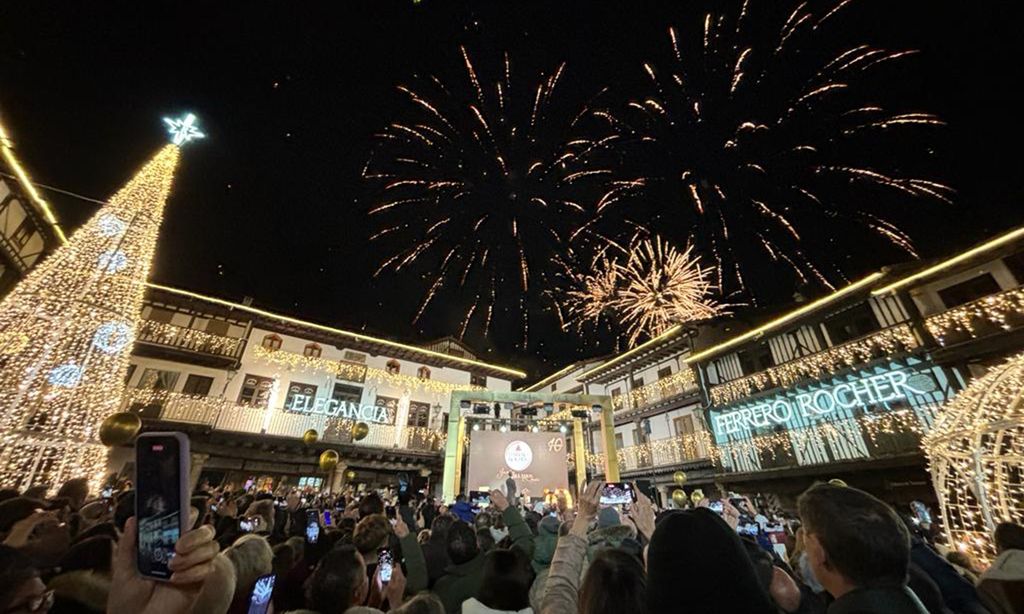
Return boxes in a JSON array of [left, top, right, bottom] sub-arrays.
[[284, 381, 318, 410], [417, 366, 431, 380], [11, 220, 33, 248], [136, 368, 180, 391], [303, 343, 322, 358], [657, 366, 673, 380], [386, 360, 401, 375], [1006, 251, 1024, 286], [614, 433, 624, 450], [610, 388, 621, 399], [331, 383, 363, 405], [631, 376, 644, 389], [737, 344, 774, 375], [821, 303, 880, 345], [205, 319, 230, 336], [148, 307, 175, 324], [237, 374, 274, 407], [261, 334, 282, 351], [550, 382, 557, 392], [374, 396, 399, 425], [470, 373, 487, 388], [408, 401, 431, 427], [182, 374, 214, 396], [938, 274, 1001, 309], [343, 351, 367, 363], [674, 415, 695, 436]]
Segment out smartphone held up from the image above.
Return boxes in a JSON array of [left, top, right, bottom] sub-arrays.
[[134, 431, 191, 580]]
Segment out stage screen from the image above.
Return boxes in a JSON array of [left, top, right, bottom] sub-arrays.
[[466, 430, 570, 497]]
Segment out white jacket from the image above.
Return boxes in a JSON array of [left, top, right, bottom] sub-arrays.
[[461, 597, 534, 614]]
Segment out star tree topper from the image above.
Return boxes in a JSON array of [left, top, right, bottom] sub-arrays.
[[163, 113, 205, 146]]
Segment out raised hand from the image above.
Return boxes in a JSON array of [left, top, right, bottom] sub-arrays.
[[490, 489, 509, 512], [628, 490, 656, 541]]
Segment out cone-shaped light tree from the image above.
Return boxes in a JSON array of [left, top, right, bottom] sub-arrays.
[[0, 114, 203, 491]]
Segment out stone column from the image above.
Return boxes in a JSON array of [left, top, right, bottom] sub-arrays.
[[329, 463, 347, 494]]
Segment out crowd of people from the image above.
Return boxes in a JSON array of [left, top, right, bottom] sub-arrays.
[[1, 474, 1022, 614]]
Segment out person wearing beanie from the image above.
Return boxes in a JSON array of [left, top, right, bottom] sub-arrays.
[[587, 505, 635, 559], [646, 508, 776, 614]]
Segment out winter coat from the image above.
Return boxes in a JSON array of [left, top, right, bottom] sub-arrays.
[[540, 532, 588, 614], [462, 597, 533, 614], [531, 516, 559, 573], [828, 585, 929, 614], [910, 537, 989, 614], [977, 549, 1024, 614], [434, 506, 535, 614], [452, 501, 476, 523], [47, 570, 110, 613]]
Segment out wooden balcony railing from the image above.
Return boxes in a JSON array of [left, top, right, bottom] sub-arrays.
[[611, 369, 699, 413], [708, 324, 919, 405], [925, 286, 1024, 346], [136, 320, 245, 360]]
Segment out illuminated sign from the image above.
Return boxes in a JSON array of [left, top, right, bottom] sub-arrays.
[[712, 367, 937, 437], [504, 440, 534, 471], [285, 394, 391, 424]]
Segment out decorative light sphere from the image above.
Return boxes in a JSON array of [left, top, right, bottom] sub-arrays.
[[302, 429, 318, 445], [92, 321, 133, 354], [97, 250, 129, 274], [48, 363, 84, 388], [97, 214, 127, 237], [924, 352, 1024, 561], [319, 450, 340, 472], [99, 412, 142, 446], [344, 469, 357, 481], [673, 470, 688, 486], [671, 489, 688, 507]]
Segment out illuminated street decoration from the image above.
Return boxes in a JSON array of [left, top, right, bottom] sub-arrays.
[[163, 113, 205, 146], [285, 394, 392, 424], [97, 250, 129, 274], [92, 321, 133, 354]]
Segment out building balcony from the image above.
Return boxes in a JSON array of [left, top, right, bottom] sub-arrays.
[[589, 431, 713, 475], [708, 324, 920, 406], [134, 320, 246, 367], [924, 285, 1024, 347], [122, 390, 445, 455], [611, 369, 699, 415]]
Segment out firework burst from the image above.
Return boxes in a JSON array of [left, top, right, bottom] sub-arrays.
[[583, 0, 953, 300], [565, 236, 723, 345], [365, 48, 604, 345]]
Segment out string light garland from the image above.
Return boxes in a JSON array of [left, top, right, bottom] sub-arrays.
[[709, 325, 919, 405], [612, 368, 698, 412], [0, 131, 192, 493], [252, 344, 485, 395], [136, 320, 245, 356], [923, 352, 1024, 562], [924, 286, 1024, 346]]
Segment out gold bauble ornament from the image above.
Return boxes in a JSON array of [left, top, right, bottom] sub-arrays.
[[344, 469, 357, 481], [99, 412, 142, 446], [352, 422, 370, 441], [673, 470, 688, 486], [671, 489, 688, 507], [302, 429, 319, 445], [690, 489, 705, 505], [828, 478, 848, 487], [319, 450, 340, 472]]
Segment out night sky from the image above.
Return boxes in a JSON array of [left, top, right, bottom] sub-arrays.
[[1, 1, 1021, 382]]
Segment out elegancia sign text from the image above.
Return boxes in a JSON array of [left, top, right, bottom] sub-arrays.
[[286, 394, 391, 424], [713, 368, 930, 436]]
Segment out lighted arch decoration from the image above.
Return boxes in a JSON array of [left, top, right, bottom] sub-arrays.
[[923, 352, 1024, 561]]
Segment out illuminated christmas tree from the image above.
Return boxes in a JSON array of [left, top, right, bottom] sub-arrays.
[[0, 114, 203, 491]]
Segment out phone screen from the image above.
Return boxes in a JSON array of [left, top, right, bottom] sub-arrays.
[[136, 433, 188, 580], [708, 500, 724, 514], [239, 517, 258, 533], [469, 490, 490, 507], [599, 482, 637, 506], [247, 573, 276, 614], [323, 510, 332, 526], [306, 509, 320, 544], [101, 486, 113, 499], [378, 548, 394, 583]]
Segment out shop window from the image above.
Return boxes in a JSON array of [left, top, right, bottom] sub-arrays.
[[737, 344, 775, 375], [261, 334, 282, 351], [471, 373, 487, 388], [284, 381, 318, 410], [657, 366, 673, 380], [182, 374, 214, 396], [417, 366, 431, 380], [136, 368, 180, 391], [386, 359, 401, 375], [938, 274, 1001, 309], [303, 343, 322, 358], [332, 383, 363, 405], [238, 374, 274, 407], [1005, 251, 1024, 286], [821, 303, 880, 345]]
